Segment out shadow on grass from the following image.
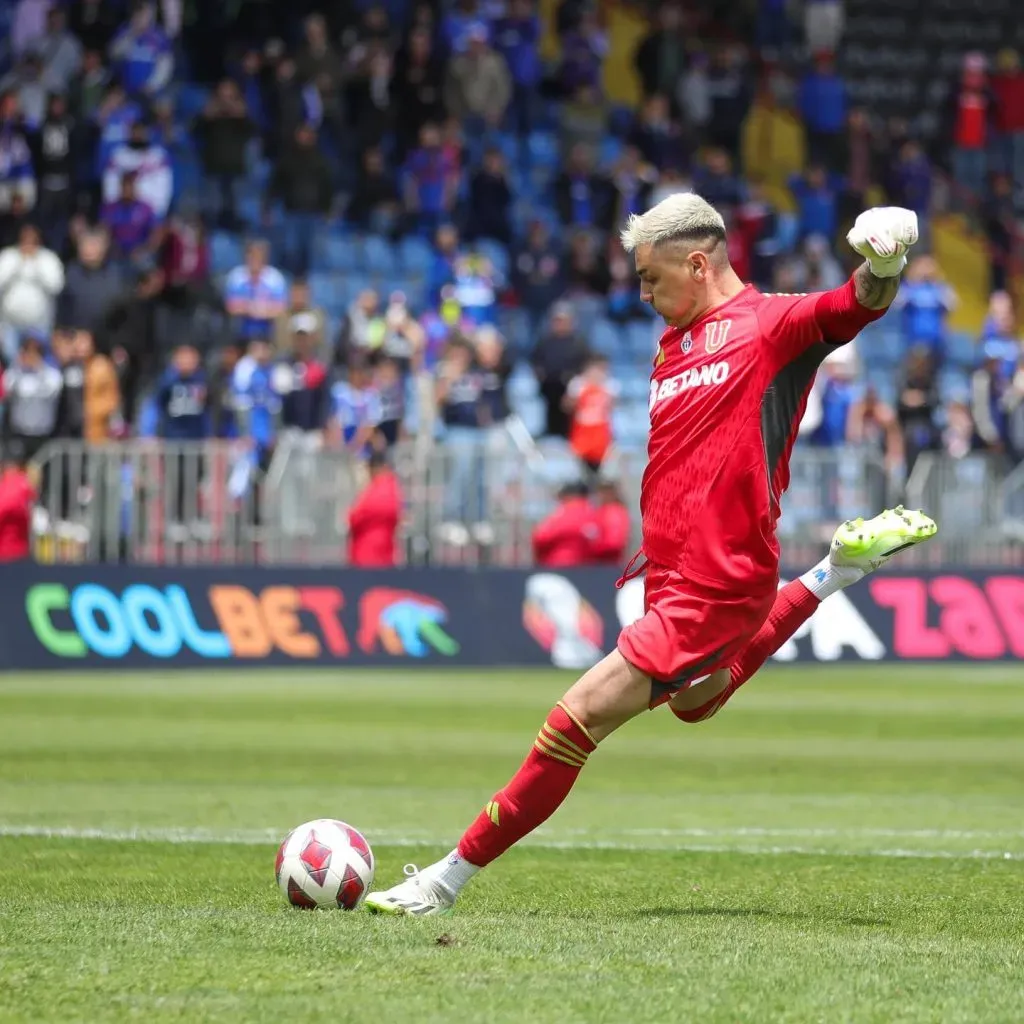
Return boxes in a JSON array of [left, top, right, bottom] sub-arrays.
[[631, 906, 887, 926]]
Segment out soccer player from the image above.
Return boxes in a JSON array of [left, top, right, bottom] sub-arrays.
[[365, 198, 937, 916]]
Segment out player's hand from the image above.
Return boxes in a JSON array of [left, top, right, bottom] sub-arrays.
[[847, 207, 919, 278]]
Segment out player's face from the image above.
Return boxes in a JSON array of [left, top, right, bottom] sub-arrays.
[[634, 244, 703, 327]]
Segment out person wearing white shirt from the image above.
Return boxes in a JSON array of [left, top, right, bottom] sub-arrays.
[[0, 222, 64, 360]]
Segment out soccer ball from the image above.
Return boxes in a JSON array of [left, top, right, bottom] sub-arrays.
[[275, 819, 375, 910]]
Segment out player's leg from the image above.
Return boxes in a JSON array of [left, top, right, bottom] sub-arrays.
[[669, 506, 938, 723], [364, 649, 653, 916]]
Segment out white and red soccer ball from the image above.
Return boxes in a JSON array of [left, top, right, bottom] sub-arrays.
[[275, 819, 375, 910]]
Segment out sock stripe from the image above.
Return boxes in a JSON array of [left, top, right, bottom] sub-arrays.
[[535, 729, 587, 766], [556, 702, 597, 748], [541, 722, 588, 759], [533, 734, 586, 767]]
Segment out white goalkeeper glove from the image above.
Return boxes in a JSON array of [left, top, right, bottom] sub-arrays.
[[846, 207, 919, 278]]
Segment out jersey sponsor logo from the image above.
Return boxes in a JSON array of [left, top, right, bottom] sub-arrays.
[[649, 361, 730, 410], [704, 318, 732, 354]]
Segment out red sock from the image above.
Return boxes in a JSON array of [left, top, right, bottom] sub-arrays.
[[671, 580, 820, 723], [457, 702, 597, 867]]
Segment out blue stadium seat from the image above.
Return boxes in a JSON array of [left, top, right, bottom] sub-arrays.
[[627, 321, 657, 359], [397, 236, 434, 274], [175, 83, 209, 122], [475, 239, 510, 282], [316, 234, 360, 272], [497, 308, 531, 354], [210, 231, 244, 274], [308, 271, 346, 311], [620, 372, 651, 401], [938, 368, 971, 404], [591, 318, 620, 357], [946, 331, 978, 369], [509, 364, 539, 402], [599, 136, 624, 168], [516, 396, 545, 437], [526, 131, 559, 169], [393, 273, 427, 311], [361, 236, 397, 276]]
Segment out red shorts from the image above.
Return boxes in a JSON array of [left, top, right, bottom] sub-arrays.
[[617, 562, 775, 709]]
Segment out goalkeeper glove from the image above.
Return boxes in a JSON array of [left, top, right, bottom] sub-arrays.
[[846, 207, 919, 278]]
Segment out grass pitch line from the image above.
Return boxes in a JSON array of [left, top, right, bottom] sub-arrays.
[[1, 824, 1021, 861]]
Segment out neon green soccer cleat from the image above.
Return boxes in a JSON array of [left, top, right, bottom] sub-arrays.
[[830, 505, 937, 572], [364, 865, 456, 917]]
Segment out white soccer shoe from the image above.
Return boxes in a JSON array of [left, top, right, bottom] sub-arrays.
[[830, 505, 937, 572], [364, 864, 456, 917]]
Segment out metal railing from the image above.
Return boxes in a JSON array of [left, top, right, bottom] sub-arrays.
[[25, 438, 1024, 566]]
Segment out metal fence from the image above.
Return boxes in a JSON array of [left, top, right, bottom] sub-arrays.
[[25, 435, 1024, 566]]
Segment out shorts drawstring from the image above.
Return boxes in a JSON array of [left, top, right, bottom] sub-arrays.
[[615, 549, 648, 589]]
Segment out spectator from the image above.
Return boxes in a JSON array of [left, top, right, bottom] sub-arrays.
[[236, 49, 268, 136], [347, 450, 402, 567], [71, 49, 110, 126], [280, 321, 330, 437], [554, 143, 611, 231], [330, 356, 382, 459], [945, 52, 994, 206], [565, 354, 616, 475], [374, 356, 406, 448], [109, 0, 173, 99], [419, 285, 478, 369], [847, 385, 905, 477], [971, 349, 1009, 455], [296, 14, 342, 137], [607, 146, 655, 231], [566, 230, 610, 297], [808, 349, 860, 449], [475, 325, 512, 429], [705, 46, 752, 160], [590, 478, 629, 565], [992, 49, 1024, 205], [274, 281, 326, 357], [57, 228, 124, 336], [105, 264, 165, 421], [103, 119, 173, 220], [445, 26, 511, 130], [677, 53, 711, 139], [375, 290, 426, 374], [0, 332, 63, 462], [559, 84, 607, 162], [403, 122, 460, 235], [978, 291, 1021, 376], [436, 337, 486, 530], [156, 342, 210, 442], [2, 54, 48, 129], [789, 165, 841, 242], [427, 222, 463, 301], [943, 400, 975, 460], [232, 337, 282, 473], [392, 27, 445, 161], [160, 209, 214, 310], [531, 302, 590, 438], [0, 222, 63, 360], [267, 57, 309, 161], [0, 452, 35, 563], [893, 256, 957, 363], [799, 54, 847, 171], [633, 3, 686, 100], [12, 0, 50, 61], [79, 328, 121, 444], [33, 92, 74, 252], [804, 0, 844, 55], [224, 239, 287, 344], [36, 6, 83, 91], [70, 1, 119, 55], [897, 346, 941, 477], [451, 251, 499, 325], [558, 6, 607, 96], [0, 98, 37, 214], [493, 0, 542, 137], [607, 238, 648, 322], [347, 45, 394, 151], [100, 170, 158, 264], [984, 176, 1017, 292], [348, 146, 401, 236], [0, 194, 32, 250], [53, 326, 84, 445], [512, 219, 565, 327], [194, 79, 256, 230], [93, 82, 141, 184], [441, 0, 488, 56], [629, 93, 684, 172], [531, 481, 598, 566], [208, 341, 242, 440], [269, 124, 334, 276], [888, 141, 932, 248], [797, 234, 845, 291], [336, 288, 384, 370], [1003, 355, 1024, 463], [467, 147, 512, 244], [692, 148, 744, 211]]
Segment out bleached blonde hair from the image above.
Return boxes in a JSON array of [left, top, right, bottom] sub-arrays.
[[620, 192, 726, 253]]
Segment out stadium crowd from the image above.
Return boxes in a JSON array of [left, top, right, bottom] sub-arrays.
[[0, 0, 1022, 562]]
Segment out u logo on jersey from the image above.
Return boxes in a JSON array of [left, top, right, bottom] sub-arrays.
[[681, 332, 692, 353], [704, 319, 732, 354]]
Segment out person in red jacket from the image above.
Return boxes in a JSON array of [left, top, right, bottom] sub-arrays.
[[0, 453, 36, 562], [589, 479, 631, 565], [347, 451, 402, 567], [531, 482, 599, 567]]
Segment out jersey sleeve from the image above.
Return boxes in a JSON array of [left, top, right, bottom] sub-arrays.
[[758, 277, 889, 363]]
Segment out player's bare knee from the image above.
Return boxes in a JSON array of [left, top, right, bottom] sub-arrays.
[[562, 650, 651, 744]]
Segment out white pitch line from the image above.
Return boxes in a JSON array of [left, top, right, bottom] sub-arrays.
[[0, 825, 1021, 862]]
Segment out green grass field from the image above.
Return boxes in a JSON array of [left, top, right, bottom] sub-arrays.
[[1, 666, 1023, 1023]]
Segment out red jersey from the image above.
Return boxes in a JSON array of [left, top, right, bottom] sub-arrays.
[[568, 378, 615, 465], [0, 468, 34, 561], [641, 278, 884, 595], [347, 471, 402, 567], [532, 497, 599, 567]]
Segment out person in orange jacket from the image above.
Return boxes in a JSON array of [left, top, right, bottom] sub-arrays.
[[347, 450, 403, 567], [589, 478, 631, 565], [531, 481, 599, 567], [0, 450, 36, 562]]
